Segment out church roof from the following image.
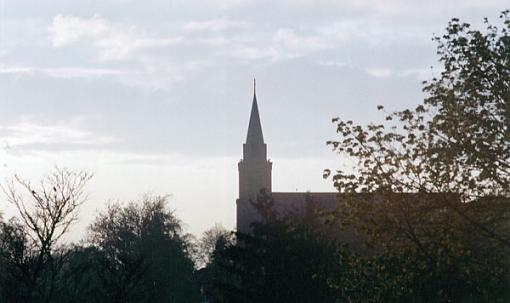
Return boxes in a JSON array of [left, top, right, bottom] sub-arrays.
[[272, 192, 337, 214], [245, 80, 265, 145]]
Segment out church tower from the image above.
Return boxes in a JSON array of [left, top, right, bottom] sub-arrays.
[[237, 80, 272, 233]]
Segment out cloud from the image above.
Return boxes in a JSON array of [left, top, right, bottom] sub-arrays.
[[0, 116, 115, 151], [284, 0, 408, 15], [227, 45, 280, 61], [0, 18, 48, 56], [285, 0, 509, 17], [363, 66, 437, 79], [318, 19, 398, 45], [215, 28, 332, 62], [363, 67, 394, 78], [45, 15, 211, 89], [41, 12, 431, 89], [184, 18, 248, 32], [0, 6, 440, 96], [273, 28, 331, 52], [48, 14, 183, 62], [0, 64, 131, 79], [0, 62, 185, 90]]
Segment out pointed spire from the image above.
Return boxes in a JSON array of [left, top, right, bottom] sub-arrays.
[[246, 78, 264, 145]]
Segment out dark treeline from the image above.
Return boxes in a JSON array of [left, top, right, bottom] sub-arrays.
[[0, 174, 202, 303], [2, 11, 510, 303]]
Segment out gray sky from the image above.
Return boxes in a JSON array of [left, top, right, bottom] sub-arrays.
[[0, 0, 507, 238]]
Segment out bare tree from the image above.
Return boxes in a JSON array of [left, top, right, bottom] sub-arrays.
[[1, 167, 92, 303], [194, 224, 232, 269]]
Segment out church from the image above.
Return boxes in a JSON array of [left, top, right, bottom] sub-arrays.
[[236, 82, 337, 233]]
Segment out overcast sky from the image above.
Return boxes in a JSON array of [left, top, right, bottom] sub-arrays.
[[0, 0, 507, 238]]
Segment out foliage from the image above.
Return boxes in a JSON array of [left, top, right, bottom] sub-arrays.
[[425, 11, 510, 193], [87, 195, 201, 303], [51, 245, 102, 303], [202, 194, 348, 303], [325, 11, 510, 302], [0, 173, 202, 303]]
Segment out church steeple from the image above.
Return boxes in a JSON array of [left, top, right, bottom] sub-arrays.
[[246, 79, 264, 145], [238, 79, 272, 233]]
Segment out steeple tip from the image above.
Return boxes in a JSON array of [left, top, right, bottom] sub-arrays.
[[246, 79, 264, 145]]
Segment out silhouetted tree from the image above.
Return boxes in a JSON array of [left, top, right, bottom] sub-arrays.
[[0, 168, 92, 303], [50, 245, 102, 303], [196, 224, 235, 302], [325, 11, 510, 302], [203, 193, 348, 303], [0, 212, 4, 300], [194, 223, 232, 269], [87, 195, 201, 303]]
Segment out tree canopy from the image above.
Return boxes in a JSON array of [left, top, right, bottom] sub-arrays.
[[87, 195, 202, 303], [324, 10, 510, 302]]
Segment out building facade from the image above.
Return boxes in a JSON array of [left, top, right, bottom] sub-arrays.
[[236, 83, 337, 233]]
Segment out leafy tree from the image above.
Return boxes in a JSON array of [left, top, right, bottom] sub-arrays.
[[424, 11, 510, 193], [203, 193, 348, 303], [325, 11, 510, 302], [87, 195, 201, 303], [50, 245, 101, 303]]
